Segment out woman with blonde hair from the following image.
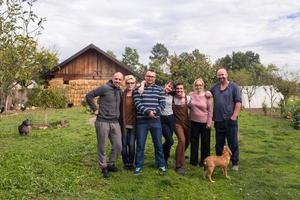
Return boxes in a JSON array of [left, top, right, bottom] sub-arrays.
[[189, 78, 212, 167], [120, 75, 137, 170]]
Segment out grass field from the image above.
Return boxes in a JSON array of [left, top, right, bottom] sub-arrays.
[[0, 107, 300, 200]]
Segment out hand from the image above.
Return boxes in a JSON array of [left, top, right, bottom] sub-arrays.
[[206, 123, 211, 129], [230, 115, 237, 121], [148, 110, 156, 118], [205, 91, 212, 98], [138, 80, 146, 95]]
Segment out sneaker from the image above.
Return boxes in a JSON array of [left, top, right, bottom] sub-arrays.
[[176, 167, 186, 175], [158, 166, 167, 175], [133, 167, 142, 176], [101, 168, 109, 178], [107, 165, 118, 172], [232, 165, 239, 171]]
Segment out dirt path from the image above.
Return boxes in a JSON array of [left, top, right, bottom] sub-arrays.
[[87, 116, 96, 125]]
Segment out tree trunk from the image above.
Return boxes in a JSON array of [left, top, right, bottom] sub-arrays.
[[5, 94, 9, 114], [44, 109, 48, 125]]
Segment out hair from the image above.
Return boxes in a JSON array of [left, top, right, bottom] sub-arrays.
[[113, 72, 124, 79], [124, 75, 136, 83], [175, 83, 184, 88], [217, 67, 228, 73], [165, 80, 175, 88], [193, 78, 205, 90]]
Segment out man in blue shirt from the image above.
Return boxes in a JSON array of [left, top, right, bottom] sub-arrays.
[[133, 70, 166, 175], [210, 68, 242, 171]]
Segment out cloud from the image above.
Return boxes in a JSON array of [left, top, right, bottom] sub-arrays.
[[34, 0, 300, 71]]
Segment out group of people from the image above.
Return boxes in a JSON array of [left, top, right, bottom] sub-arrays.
[[85, 68, 242, 178]]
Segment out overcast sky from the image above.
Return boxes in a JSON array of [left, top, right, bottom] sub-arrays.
[[35, 0, 300, 73]]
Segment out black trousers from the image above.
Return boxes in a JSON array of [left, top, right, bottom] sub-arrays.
[[214, 120, 239, 165], [190, 121, 211, 165]]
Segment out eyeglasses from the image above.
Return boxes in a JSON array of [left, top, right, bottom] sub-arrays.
[[126, 82, 135, 85]]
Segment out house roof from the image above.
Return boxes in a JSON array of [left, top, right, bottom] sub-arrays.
[[51, 43, 142, 79]]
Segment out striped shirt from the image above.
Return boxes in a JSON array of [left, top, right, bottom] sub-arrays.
[[133, 84, 166, 120]]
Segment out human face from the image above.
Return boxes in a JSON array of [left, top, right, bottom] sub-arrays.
[[164, 83, 173, 94], [125, 80, 136, 91], [112, 72, 123, 88], [175, 85, 185, 97], [144, 71, 156, 85], [217, 69, 228, 84], [194, 80, 204, 93]]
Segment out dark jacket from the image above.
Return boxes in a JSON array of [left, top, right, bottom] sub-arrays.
[[86, 80, 122, 122]]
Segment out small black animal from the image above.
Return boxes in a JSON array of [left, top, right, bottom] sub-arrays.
[[18, 119, 30, 136], [0, 106, 4, 114]]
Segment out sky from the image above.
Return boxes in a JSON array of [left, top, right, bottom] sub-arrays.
[[34, 0, 300, 73]]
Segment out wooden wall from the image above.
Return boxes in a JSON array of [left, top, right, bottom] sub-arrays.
[[52, 49, 131, 82]]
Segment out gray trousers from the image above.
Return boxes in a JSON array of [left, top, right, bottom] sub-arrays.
[[95, 121, 122, 169]]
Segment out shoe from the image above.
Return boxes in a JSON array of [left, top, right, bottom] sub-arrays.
[[158, 166, 167, 175], [102, 168, 109, 178], [124, 164, 134, 170], [232, 165, 239, 171], [128, 164, 134, 170], [176, 167, 186, 175], [133, 167, 142, 176], [107, 165, 118, 172]]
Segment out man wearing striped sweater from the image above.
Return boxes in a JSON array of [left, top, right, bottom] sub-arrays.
[[133, 70, 166, 175]]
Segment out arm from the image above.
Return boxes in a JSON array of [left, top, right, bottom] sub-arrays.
[[206, 97, 213, 128], [231, 102, 241, 120], [138, 80, 146, 95], [85, 86, 105, 113], [133, 89, 149, 116], [155, 87, 166, 115], [231, 83, 242, 120]]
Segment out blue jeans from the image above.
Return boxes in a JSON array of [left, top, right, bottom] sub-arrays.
[[161, 115, 175, 163], [214, 119, 239, 165], [121, 128, 136, 167], [135, 119, 166, 168]]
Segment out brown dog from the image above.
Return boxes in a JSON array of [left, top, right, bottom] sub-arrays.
[[203, 146, 232, 182]]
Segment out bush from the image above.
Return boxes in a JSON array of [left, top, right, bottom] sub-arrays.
[[292, 107, 300, 130], [262, 101, 268, 116], [280, 99, 300, 118], [27, 87, 68, 109]]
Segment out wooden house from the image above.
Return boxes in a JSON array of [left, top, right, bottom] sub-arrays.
[[47, 44, 142, 106], [47, 43, 141, 83]]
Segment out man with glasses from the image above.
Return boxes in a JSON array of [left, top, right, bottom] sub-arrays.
[[133, 70, 166, 175], [86, 72, 124, 178]]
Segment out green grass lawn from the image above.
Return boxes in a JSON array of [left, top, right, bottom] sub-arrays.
[[0, 108, 300, 200]]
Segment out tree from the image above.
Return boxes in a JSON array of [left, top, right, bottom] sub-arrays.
[[230, 69, 256, 109], [215, 51, 260, 71], [169, 49, 215, 92], [122, 47, 140, 71], [0, 0, 56, 112], [149, 43, 169, 66], [148, 43, 170, 85], [106, 50, 117, 59], [32, 48, 59, 85]]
